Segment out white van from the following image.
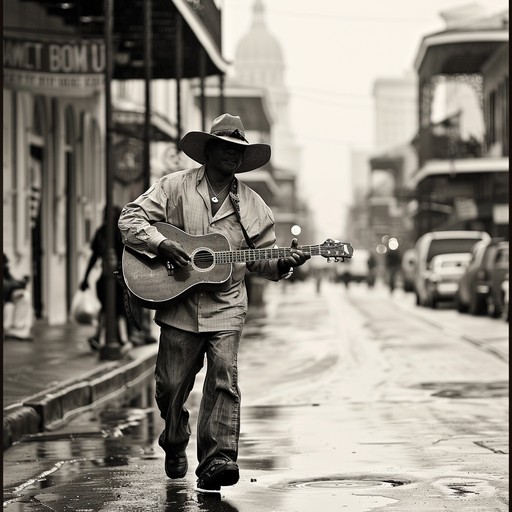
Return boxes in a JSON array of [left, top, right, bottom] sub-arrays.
[[413, 230, 490, 306]]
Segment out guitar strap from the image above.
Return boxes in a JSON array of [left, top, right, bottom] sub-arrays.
[[229, 178, 256, 250], [118, 178, 255, 328], [115, 262, 142, 331]]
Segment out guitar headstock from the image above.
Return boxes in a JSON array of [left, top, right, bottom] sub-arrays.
[[319, 239, 354, 262]]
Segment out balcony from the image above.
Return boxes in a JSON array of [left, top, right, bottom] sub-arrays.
[[417, 129, 484, 165]]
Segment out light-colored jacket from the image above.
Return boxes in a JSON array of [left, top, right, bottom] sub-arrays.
[[118, 166, 284, 332]]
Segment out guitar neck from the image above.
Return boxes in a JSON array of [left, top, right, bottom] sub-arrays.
[[216, 245, 334, 264]]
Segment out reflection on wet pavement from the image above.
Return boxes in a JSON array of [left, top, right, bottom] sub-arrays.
[[4, 282, 509, 511]]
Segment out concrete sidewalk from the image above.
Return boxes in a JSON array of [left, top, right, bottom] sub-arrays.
[[3, 321, 158, 450]]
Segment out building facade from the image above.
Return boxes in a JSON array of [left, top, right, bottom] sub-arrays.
[[4, 0, 227, 325], [412, 7, 509, 239]]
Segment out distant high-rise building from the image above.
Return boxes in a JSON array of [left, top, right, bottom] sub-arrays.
[[373, 71, 418, 151]]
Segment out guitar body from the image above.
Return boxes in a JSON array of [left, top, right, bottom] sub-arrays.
[[122, 223, 232, 309]]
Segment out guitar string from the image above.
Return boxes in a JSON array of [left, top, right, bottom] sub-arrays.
[[189, 246, 347, 258], [189, 245, 349, 262]]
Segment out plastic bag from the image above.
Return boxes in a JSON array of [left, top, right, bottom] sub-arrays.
[[70, 289, 101, 325]]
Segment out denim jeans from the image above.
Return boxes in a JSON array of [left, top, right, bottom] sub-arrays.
[[155, 325, 241, 477]]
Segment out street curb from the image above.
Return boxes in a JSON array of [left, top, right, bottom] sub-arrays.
[[3, 345, 158, 450], [3, 406, 41, 451]]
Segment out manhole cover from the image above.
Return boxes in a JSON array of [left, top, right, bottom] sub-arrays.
[[274, 475, 409, 492]]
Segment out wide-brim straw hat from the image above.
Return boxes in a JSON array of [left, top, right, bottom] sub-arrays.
[[179, 113, 271, 173]]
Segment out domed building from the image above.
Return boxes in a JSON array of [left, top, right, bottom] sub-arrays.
[[234, 0, 300, 171], [235, 0, 284, 88]]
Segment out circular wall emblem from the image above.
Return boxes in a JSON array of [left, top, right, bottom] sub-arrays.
[[114, 139, 144, 184]]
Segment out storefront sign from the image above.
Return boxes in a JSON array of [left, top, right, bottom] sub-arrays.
[[3, 36, 105, 96]]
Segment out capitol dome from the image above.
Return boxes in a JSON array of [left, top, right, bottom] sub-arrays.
[[234, 0, 284, 86]]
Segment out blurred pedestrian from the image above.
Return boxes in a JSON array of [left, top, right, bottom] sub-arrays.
[[118, 113, 310, 492], [367, 251, 377, 288], [3, 254, 33, 341], [385, 247, 402, 293], [79, 206, 130, 351]]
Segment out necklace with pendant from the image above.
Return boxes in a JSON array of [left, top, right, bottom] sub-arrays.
[[205, 174, 230, 203]]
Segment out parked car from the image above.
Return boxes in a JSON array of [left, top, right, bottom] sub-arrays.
[[502, 274, 509, 322], [455, 238, 505, 315], [401, 248, 416, 292], [486, 242, 509, 318], [425, 253, 471, 308], [413, 230, 490, 307]]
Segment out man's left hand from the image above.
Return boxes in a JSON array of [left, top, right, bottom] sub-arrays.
[[279, 238, 310, 272]]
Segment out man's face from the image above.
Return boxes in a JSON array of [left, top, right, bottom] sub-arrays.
[[206, 140, 245, 176]]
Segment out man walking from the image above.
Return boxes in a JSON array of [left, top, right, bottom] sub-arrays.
[[118, 113, 310, 492]]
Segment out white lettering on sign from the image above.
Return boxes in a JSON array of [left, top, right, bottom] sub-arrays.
[[4, 41, 44, 70], [48, 44, 89, 72], [4, 69, 104, 96], [3, 37, 105, 74], [91, 44, 105, 72]]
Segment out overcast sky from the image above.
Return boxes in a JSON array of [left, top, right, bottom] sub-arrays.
[[221, 0, 508, 240]]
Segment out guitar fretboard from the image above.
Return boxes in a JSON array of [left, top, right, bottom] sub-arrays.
[[214, 245, 348, 264]]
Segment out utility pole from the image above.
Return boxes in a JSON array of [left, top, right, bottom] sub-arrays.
[[100, 0, 122, 360], [144, 0, 152, 191]]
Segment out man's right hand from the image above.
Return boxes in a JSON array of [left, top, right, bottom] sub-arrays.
[[157, 239, 191, 268]]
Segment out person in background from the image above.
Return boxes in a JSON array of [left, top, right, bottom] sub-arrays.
[[385, 247, 402, 293], [118, 113, 310, 492], [367, 251, 377, 288], [3, 254, 34, 341], [79, 206, 131, 351]]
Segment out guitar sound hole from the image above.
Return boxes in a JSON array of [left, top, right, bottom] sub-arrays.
[[193, 249, 214, 270]]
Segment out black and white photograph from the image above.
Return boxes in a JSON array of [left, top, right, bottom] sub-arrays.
[[3, 0, 509, 510]]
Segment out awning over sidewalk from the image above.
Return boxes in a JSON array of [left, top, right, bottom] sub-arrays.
[[19, 0, 230, 79], [113, 98, 177, 142], [193, 82, 273, 132]]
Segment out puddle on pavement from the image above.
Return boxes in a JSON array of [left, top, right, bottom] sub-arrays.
[[433, 476, 498, 497], [266, 475, 407, 512], [413, 381, 508, 399], [273, 474, 410, 492], [3, 377, 162, 508]]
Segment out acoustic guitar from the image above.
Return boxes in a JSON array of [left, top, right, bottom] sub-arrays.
[[122, 222, 353, 308]]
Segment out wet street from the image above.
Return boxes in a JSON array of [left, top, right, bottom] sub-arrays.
[[3, 280, 509, 511]]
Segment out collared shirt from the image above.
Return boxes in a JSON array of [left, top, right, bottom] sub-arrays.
[[118, 166, 285, 332]]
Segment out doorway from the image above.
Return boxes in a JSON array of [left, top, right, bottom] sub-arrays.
[[29, 144, 44, 318]]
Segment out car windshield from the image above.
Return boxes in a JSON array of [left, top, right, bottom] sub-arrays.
[[427, 238, 481, 262]]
